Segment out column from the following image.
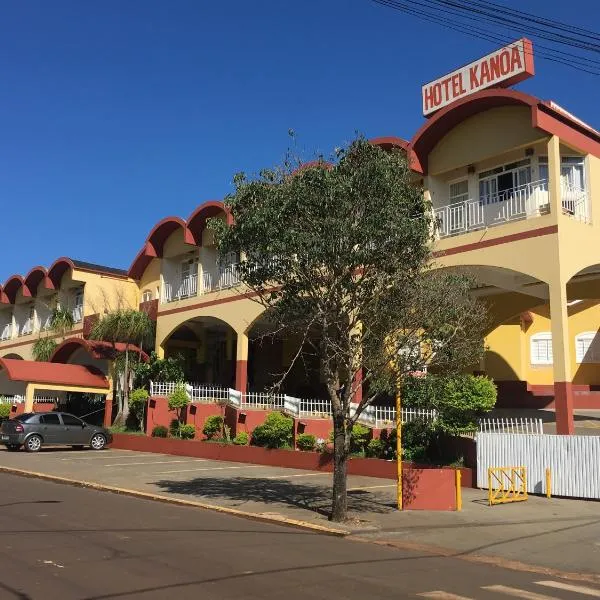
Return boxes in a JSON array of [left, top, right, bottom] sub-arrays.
[[549, 279, 574, 435], [103, 394, 113, 428], [235, 330, 249, 393], [24, 383, 35, 413], [353, 368, 363, 405], [547, 135, 562, 217]]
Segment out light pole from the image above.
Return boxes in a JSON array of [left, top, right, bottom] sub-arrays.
[[396, 370, 403, 511]]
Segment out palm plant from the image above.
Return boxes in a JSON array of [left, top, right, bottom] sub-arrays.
[[90, 309, 154, 425], [32, 305, 76, 361]]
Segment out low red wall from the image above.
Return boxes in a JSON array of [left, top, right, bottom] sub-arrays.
[[10, 403, 56, 416], [111, 433, 470, 510]]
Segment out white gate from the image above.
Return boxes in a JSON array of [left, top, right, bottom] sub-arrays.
[[477, 433, 600, 499]]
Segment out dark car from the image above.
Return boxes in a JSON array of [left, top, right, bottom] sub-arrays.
[[0, 412, 112, 453]]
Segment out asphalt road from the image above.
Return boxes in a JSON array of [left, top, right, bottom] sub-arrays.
[[0, 473, 598, 600]]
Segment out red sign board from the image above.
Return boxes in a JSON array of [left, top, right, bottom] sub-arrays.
[[422, 38, 534, 117]]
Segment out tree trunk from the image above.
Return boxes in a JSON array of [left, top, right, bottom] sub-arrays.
[[330, 412, 349, 522]]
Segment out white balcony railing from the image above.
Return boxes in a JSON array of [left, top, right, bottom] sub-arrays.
[[561, 183, 590, 222], [201, 264, 241, 294], [162, 274, 198, 303], [71, 305, 83, 323], [435, 180, 550, 238], [0, 323, 12, 341], [19, 318, 34, 336]]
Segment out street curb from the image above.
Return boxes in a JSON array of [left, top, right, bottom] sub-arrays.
[[348, 537, 600, 585], [0, 466, 349, 537]]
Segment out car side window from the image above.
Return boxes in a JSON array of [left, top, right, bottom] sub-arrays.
[[41, 413, 61, 425], [22, 415, 40, 424], [61, 414, 83, 426]]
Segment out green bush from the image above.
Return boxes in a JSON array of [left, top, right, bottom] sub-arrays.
[[251, 411, 293, 449], [178, 424, 196, 440], [232, 431, 249, 445], [152, 425, 168, 438], [168, 384, 190, 423], [203, 415, 224, 440], [402, 419, 434, 461], [169, 418, 181, 437], [350, 423, 371, 454], [0, 402, 11, 422], [129, 388, 149, 431], [366, 438, 385, 458], [296, 433, 316, 451]]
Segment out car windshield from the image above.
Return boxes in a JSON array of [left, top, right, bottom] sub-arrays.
[[15, 413, 36, 422]]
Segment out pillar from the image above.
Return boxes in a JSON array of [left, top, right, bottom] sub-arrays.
[[24, 383, 35, 413], [547, 135, 562, 217], [549, 279, 574, 435], [103, 394, 113, 428], [235, 331, 249, 393], [353, 368, 363, 405]]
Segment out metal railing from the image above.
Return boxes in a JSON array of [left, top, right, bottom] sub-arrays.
[[0, 323, 12, 340], [149, 381, 180, 397], [162, 274, 198, 303], [241, 392, 285, 410], [479, 417, 544, 435], [561, 184, 590, 223], [188, 385, 229, 404], [298, 398, 333, 418], [19, 318, 34, 336], [201, 264, 241, 294], [72, 305, 83, 323], [435, 180, 549, 238]]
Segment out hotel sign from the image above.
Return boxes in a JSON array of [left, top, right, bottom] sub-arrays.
[[422, 38, 534, 116]]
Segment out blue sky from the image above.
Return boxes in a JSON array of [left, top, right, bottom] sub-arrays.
[[1, 0, 598, 280]]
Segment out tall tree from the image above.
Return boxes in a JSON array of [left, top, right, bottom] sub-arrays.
[[210, 138, 487, 522], [90, 309, 154, 425]]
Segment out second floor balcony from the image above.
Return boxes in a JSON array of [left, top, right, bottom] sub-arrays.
[[162, 263, 241, 304], [434, 179, 589, 238]]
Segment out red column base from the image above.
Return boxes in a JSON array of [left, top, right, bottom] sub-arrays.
[[103, 397, 113, 428], [554, 381, 574, 435], [235, 359, 248, 393], [353, 368, 363, 405]]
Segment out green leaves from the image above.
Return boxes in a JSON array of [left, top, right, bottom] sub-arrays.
[[90, 309, 154, 348], [32, 337, 57, 362]]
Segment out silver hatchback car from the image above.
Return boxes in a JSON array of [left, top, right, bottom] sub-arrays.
[[1, 412, 112, 452]]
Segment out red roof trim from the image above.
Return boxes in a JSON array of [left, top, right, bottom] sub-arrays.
[[369, 136, 410, 151], [24, 266, 54, 295], [187, 200, 228, 244], [0, 358, 109, 389], [3, 275, 31, 303], [48, 257, 76, 288]]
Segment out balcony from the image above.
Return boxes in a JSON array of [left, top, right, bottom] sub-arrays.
[[162, 264, 242, 304], [202, 263, 241, 293], [434, 180, 589, 238], [0, 323, 12, 341], [19, 318, 34, 337], [162, 273, 198, 303]]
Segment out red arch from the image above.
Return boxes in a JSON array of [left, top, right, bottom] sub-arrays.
[[128, 217, 195, 280], [187, 200, 228, 244], [0, 286, 8, 304], [3, 275, 30, 303], [48, 257, 76, 288], [50, 337, 149, 364], [24, 266, 54, 295], [369, 136, 410, 151]]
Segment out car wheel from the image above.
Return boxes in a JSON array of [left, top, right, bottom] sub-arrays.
[[25, 435, 42, 453], [90, 433, 106, 451], [6, 444, 21, 452]]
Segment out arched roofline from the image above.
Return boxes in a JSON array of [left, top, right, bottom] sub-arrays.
[[48, 257, 76, 288], [409, 88, 600, 174], [3, 275, 30, 303], [128, 216, 195, 280], [24, 266, 54, 295], [369, 136, 410, 151], [50, 337, 149, 364], [187, 200, 230, 244]]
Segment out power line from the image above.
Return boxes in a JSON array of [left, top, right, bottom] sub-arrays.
[[370, 0, 600, 75]]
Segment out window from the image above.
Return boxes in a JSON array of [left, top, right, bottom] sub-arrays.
[[479, 159, 531, 204], [575, 332, 600, 363], [449, 180, 469, 205], [539, 156, 585, 191], [141, 290, 153, 303], [41, 413, 61, 425], [61, 414, 84, 426], [531, 332, 553, 365]]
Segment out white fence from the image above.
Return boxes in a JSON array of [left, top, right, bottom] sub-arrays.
[[479, 418, 544, 435], [351, 404, 438, 428], [477, 433, 600, 499], [241, 392, 285, 410]]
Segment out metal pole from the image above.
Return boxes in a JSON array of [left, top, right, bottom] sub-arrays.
[[396, 384, 402, 511]]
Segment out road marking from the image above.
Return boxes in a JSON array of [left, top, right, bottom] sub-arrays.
[[155, 465, 264, 474], [348, 484, 396, 491], [535, 581, 600, 597], [258, 472, 330, 480], [482, 585, 558, 599], [418, 592, 473, 599], [103, 460, 208, 467], [60, 454, 147, 461]]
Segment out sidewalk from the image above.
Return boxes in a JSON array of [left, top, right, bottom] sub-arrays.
[[1, 446, 598, 578]]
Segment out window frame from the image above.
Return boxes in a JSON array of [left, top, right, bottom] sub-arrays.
[[530, 332, 553, 366], [575, 331, 600, 364]]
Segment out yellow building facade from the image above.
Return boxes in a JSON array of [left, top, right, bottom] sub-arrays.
[[2, 83, 599, 435]]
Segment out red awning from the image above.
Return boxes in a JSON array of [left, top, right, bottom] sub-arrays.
[[0, 358, 109, 390]]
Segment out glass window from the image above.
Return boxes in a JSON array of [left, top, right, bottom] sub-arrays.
[[61, 414, 84, 426], [449, 180, 469, 204], [530, 332, 553, 365], [538, 156, 584, 190], [575, 332, 600, 363], [41, 413, 61, 425], [141, 290, 152, 303]]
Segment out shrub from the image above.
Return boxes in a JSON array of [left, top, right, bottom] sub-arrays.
[[168, 384, 190, 424], [152, 425, 168, 438], [251, 411, 293, 449], [366, 438, 385, 458], [232, 431, 249, 445], [178, 424, 196, 440], [169, 418, 181, 437], [350, 423, 371, 454], [203, 415, 224, 440], [129, 388, 149, 431], [402, 419, 434, 461], [0, 402, 11, 422], [296, 433, 316, 451]]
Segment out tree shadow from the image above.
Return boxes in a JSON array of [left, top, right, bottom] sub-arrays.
[[153, 476, 396, 517]]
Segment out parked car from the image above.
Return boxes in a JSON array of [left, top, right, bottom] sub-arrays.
[[0, 412, 112, 453]]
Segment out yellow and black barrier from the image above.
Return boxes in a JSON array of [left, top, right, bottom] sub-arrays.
[[488, 466, 528, 506]]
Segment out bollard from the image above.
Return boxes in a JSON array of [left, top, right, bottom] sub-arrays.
[[455, 469, 462, 511], [546, 467, 552, 499]]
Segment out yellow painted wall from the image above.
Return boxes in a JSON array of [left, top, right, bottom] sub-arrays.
[[139, 258, 161, 301]]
